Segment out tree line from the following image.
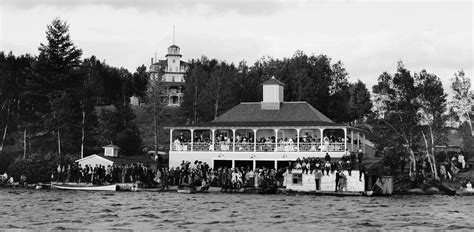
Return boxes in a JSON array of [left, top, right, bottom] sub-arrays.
[[181, 51, 372, 124], [0, 18, 148, 177], [368, 62, 472, 177]]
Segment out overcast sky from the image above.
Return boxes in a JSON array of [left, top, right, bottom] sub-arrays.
[[1, 0, 472, 94]]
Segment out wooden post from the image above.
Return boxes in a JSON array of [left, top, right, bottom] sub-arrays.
[[211, 129, 215, 151], [170, 129, 173, 151], [190, 129, 194, 152], [274, 129, 279, 152], [253, 129, 257, 152], [344, 127, 347, 152], [351, 129, 354, 152], [232, 129, 236, 152], [296, 128, 300, 152]]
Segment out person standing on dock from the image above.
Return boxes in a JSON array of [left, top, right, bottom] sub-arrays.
[[400, 156, 406, 176], [359, 164, 366, 182], [314, 168, 322, 190], [325, 153, 331, 163], [324, 161, 331, 175], [335, 169, 341, 192]]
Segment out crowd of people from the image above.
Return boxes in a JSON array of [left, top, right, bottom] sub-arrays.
[[159, 160, 286, 192], [51, 163, 157, 187], [1, 173, 27, 187], [172, 131, 351, 153], [288, 151, 365, 191], [398, 152, 470, 183]]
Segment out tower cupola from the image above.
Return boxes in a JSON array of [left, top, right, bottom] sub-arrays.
[[261, 76, 285, 110]]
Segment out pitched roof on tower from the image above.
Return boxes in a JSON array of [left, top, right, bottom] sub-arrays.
[[262, 76, 285, 86]]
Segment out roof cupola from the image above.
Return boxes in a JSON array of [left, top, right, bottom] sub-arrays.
[[261, 76, 285, 110]]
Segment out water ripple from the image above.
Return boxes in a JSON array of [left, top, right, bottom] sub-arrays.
[[1, 188, 473, 230]]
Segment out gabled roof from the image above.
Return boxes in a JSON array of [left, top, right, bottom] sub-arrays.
[[103, 144, 120, 149], [76, 154, 155, 165], [101, 155, 156, 165], [262, 77, 285, 86], [208, 102, 339, 127], [75, 154, 113, 163], [150, 60, 188, 69]]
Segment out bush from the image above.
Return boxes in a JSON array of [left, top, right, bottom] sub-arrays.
[[7, 153, 79, 183]]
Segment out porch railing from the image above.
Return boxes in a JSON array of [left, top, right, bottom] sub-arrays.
[[172, 142, 191, 151], [235, 143, 253, 152], [276, 143, 297, 152], [256, 143, 276, 152], [299, 142, 322, 152], [171, 141, 345, 152], [214, 142, 234, 152]]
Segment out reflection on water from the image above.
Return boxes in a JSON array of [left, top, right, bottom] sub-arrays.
[[1, 189, 473, 230]]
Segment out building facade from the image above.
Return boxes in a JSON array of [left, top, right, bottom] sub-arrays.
[[149, 44, 188, 107], [166, 77, 368, 169]]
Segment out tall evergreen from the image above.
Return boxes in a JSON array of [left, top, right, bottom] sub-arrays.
[[34, 18, 83, 156]]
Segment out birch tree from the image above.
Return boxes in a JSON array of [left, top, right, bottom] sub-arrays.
[[415, 70, 446, 180], [450, 70, 472, 136]]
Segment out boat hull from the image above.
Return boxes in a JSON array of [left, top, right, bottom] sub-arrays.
[[52, 184, 117, 191]]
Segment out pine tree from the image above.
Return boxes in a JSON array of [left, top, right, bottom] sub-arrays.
[[34, 18, 83, 156]]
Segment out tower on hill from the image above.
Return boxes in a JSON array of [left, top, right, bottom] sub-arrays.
[[149, 41, 188, 107]]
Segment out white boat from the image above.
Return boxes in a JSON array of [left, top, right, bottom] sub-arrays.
[[51, 183, 117, 191], [177, 185, 196, 194]]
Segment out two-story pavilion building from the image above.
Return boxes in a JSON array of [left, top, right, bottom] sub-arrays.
[[166, 77, 367, 169]]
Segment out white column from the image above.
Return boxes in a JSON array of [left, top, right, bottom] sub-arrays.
[[344, 127, 347, 152], [357, 131, 360, 151], [274, 129, 279, 152], [296, 128, 300, 152], [211, 129, 215, 151], [320, 128, 324, 151], [232, 129, 236, 152], [351, 129, 354, 152], [363, 133, 366, 153], [232, 160, 235, 169], [253, 129, 257, 152], [190, 129, 194, 152], [274, 160, 277, 169], [170, 129, 174, 151], [253, 160, 256, 171]]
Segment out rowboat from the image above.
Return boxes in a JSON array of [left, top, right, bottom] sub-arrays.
[[435, 182, 456, 196], [51, 183, 117, 191], [177, 185, 197, 194]]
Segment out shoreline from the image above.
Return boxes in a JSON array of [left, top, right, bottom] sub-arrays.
[[3, 183, 473, 196]]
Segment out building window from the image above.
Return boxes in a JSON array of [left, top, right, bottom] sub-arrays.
[[173, 59, 175, 63], [292, 173, 303, 185]]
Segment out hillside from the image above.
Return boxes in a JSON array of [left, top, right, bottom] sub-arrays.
[[131, 105, 188, 152]]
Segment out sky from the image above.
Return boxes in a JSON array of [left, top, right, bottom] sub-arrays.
[[1, 0, 473, 95]]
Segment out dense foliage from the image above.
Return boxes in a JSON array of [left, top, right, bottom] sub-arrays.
[[0, 18, 146, 181], [182, 52, 372, 124]]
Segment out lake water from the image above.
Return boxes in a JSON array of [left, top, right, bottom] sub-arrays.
[[1, 189, 473, 230]]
